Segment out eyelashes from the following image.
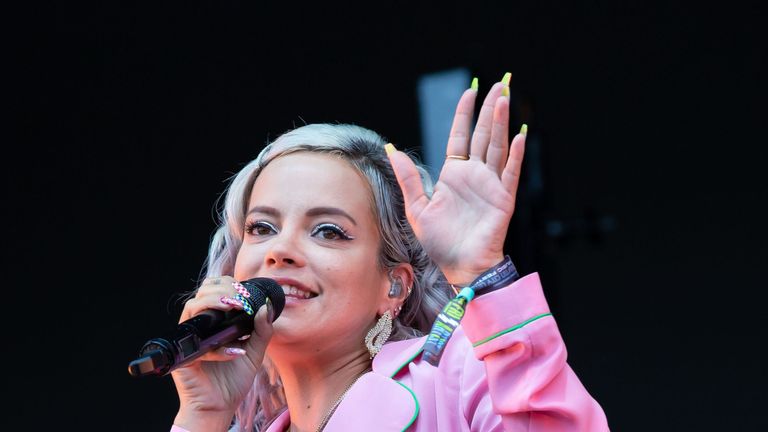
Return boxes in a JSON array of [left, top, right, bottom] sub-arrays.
[[311, 223, 354, 241], [244, 221, 354, 241], [245, 220, 278, 236]]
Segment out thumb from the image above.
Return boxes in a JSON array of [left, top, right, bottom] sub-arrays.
[[385, 144, 429, 220], [243, 300, 273, 366]]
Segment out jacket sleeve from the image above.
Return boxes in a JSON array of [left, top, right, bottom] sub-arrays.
[[460, 272, 609, 431]]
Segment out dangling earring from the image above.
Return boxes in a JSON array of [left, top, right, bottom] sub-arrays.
[[365, 311, 393, 358]]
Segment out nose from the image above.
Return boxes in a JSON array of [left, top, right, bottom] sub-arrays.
[[264, 231, 305, 268]]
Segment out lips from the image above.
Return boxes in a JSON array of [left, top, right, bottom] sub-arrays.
[[270, 277, 317, 300]]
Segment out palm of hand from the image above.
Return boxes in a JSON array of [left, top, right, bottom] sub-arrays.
[[411, 160, 516, 284]]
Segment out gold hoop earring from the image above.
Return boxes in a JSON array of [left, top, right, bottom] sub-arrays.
[[364, 311, 393, 358]]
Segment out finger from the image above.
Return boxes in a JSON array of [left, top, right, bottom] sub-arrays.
[[445, 88, 478, 158], [486, 96, 510, 177], [500, 126, 527, 200], [195, 345, 248, 362], [470, 81, 505, 161], [179, 293, 243, 322], [199, 275, 237, 292], [193, 276, 238, 302], [180, 276, 240, 321], [385, 144, 430, 221]]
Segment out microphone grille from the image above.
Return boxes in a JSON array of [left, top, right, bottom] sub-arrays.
[[240, 278, 285, 321]]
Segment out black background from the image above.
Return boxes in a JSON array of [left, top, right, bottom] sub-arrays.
[[7, 1, 767, 430]]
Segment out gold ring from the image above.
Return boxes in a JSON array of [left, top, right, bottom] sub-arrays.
[[446, 154, 469, 160]]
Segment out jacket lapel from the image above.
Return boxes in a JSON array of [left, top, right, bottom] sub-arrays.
[[265, 338, 427, 432], [324, 372, 419, 431], [373, 336, 426, 378]]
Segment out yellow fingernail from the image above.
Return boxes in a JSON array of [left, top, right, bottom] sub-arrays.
[[470, 77, 478, 90], [502, 86, 509, 97], [501, 72, 512, 86], [520, 124, 528, 136], [384, 143, 396, 155]]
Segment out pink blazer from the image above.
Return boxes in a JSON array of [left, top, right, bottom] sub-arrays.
[[173, 273, 609, 431]]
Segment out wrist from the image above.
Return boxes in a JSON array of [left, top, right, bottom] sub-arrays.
[[450, 255, 519, 297], [442, 254, 506, 287]]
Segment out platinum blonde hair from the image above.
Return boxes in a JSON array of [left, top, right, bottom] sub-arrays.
[[201, 123, 451, 431]]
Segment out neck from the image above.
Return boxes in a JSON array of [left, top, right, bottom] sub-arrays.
[[269, 346, 372, 432]]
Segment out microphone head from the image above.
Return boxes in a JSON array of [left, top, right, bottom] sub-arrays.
[[240, 277, 285, 321]]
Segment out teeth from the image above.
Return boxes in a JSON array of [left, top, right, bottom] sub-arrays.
[[281, 284, 312, 299]]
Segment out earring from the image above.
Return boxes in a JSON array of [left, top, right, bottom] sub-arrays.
[[365, 311, 393, 358]]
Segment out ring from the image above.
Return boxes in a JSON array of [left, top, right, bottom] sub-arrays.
[[446, 154, 469, 160]]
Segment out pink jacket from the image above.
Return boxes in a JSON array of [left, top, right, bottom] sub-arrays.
[[173, 273, 609, 431]]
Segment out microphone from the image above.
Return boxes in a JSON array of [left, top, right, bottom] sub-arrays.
[[127, 277, 285, 378]]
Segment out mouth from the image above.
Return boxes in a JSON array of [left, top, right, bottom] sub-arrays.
[[271, 277, 318, 300], [280, 284, 317, 299]]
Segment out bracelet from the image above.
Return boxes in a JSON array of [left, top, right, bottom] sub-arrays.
[[451, 256, 519, 298], [423, 256, 519, 366]]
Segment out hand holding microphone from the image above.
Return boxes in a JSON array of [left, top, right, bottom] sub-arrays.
[[128, 276, 285, 377], [128, 276, 286, 429]]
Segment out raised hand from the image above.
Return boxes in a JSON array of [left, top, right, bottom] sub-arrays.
[[387, 75, 526, 286]]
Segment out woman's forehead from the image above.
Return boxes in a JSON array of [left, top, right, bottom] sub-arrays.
[[250, 152, 375, 214]]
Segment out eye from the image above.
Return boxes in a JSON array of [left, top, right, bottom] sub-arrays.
[[311, 223, 354, 241], [245, 221, 277, 236]]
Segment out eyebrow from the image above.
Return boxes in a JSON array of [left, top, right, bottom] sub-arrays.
[[246, 206, 357, 226]]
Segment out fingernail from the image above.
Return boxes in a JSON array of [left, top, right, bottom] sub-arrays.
[[501, 72, 512, 86], [470, 77, 478, 90], [233, 282, 250, 297], [520, 123, 528, 136], [501, 86, 510, 97], [266, 297, 274, 322], [221, 296, 243, 308], [384, 143, 396, 155], [235, 293, 254, 315], [225, 347, 246, 356]]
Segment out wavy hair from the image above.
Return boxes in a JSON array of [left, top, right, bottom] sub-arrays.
[[200, 123, 452, 431]]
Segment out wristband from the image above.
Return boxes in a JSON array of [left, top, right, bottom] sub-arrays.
[[469, 255, 519, 297], [423, 256, 519, 366]]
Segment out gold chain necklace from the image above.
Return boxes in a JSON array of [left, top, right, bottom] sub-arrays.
[[314, 368, 370, 432]]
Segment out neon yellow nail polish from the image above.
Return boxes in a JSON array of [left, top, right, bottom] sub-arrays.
[[501, 72, 512, 86], [520, 124, 528, 136], [384, 143, 396, 155], [470, 77, 478, 90], [502, 86, 509, 97]]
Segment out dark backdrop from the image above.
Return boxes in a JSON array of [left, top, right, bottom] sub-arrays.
[[7, 1, 767, 430]]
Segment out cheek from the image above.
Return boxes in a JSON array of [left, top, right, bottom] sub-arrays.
[[233, 244, 264, 279]]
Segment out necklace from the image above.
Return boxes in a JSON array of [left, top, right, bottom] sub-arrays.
[[314, 368, 370, 432]]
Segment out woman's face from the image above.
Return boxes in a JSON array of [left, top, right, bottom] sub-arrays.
[[234, 152, 388, 349]]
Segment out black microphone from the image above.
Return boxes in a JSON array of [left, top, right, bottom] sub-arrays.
[[127, 277, 285, 377]]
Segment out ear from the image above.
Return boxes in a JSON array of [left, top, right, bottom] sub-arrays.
[[376, 263, 414, 317]]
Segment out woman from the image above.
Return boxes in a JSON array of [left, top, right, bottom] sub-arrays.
[[170, 75, 609, 431]]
